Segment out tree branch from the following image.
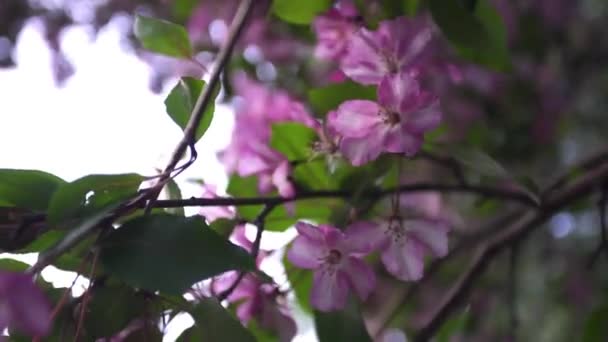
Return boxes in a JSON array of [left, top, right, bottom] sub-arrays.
[[414, 162, 608, 341], [587, 182, 608, 267]]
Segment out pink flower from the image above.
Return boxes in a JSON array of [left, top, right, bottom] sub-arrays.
[[0, 271, 52, 337], [347, 193, 450, 281], [341, 16, 435, 85], [214, 273, 296, 342], [328, 72, 441, 165], [312, 0, 360, 60], [287, 222, 376, 311]]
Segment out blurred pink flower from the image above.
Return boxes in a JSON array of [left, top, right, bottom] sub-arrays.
[[347, 193, 450, 281], [0, 271, 51, 337], [198, 184, 235, 223], [312, 0, 360, 60], [328, 72, 441, 165], [341, 16, 435, 85], [287, 222, 376, 311]]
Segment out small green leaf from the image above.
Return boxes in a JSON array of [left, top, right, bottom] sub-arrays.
[[209, 218, 238, 237], [314, 301, 372, 342], [164, 77, 219, 142], [47, 174, 143, 227], [437, 310, 470, 342], [308, 82, 377, 116], [429, 0, 510, 71], [0, 258, 29, 272], [164, 179, 185, 216], [100, 214, 254, 295], [0, 169, 65, 211], [178, 299, 256, 342], [273, 0, 332, 24], [134, 14, 192, 57]]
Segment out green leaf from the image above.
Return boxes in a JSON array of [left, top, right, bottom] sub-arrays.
[[46, 174, 143, 227], [0, 169, 65, 211], [429, 0, 510, 71], [133, 15, 192, 58], [437, 310, 470, 342], [449, 147, 510, 179], [172, 0, 199, 21], [84, 285, 150, 340], [270, 122, 317, 160], [178, 298, 256, 342], [100, 214, 254, 295], [209, 218, 238, 238], [0, 258, 29, 272], [583, 303, 608, 342], [308, 82, 377, 116], [314, 301, 372, 342], [164, 77, 219, 142], [164, 178, 185, 216], [273, 0, 332, 24]]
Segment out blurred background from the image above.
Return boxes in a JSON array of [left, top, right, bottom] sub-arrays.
[[1, 0, 608, 341]]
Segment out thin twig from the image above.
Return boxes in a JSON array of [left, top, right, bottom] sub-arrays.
[[145, 0, 254, 211], [414, 162, 608, 341], [587, 182, 608, 268], [73, 250, 100, 342], [507, 244, 519, 341], [217, 204, 276, 301], [151, 182, 539, 209]]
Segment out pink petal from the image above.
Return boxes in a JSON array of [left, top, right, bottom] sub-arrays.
[[5, 273, 51, 336], [311, 268, 350, 311], [236, 298, 256, 324], [272, 161, 295, 198], [381, 239, 425, 281], [377, 72, 420, 113], [384, 127, 423, 156], [343, 257, 376, 300], [405, 96, 442, 133], [295, 222, 324, 242], [343, 221, 386, 254], [287, 234, 325, 269], [339, 136, 384, 166], [320, 225, 345, 250], [340, 29, 387, 85], [406, 219, 450, 257], [381, 329, 408, 342], [330, 100, 382, 138]]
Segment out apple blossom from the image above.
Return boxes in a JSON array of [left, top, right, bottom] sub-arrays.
[[287, 222, 376, 311]]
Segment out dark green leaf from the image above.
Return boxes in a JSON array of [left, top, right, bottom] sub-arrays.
[[178, 298, 256, 342], [100, 214, 254, 295], [47, 173, 143, 227], [437, 310, 470, 342], [84, 285, 149, 340], [449, 147, 510, 179], [308, 82, 377, 116], [0, 169, 65, 211], [0, 258, 29, 272], [209, 218, 238, 238], [429, 0, 510, 70], [583, 303, 608, 342], [20, 230, 65, 252], [314, 301, 372, 342], [133, 15, 192, 57], [273, 0, 333, 25], [164, 77, 219, 142], [172, 0, 199, 21]]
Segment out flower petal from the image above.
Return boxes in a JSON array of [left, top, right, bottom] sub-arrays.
[[377, 72, 420, 112], [339, 136, 385, 166], [330, 100, 382, 138], [295, 222, 324, 242], [343, 221, 386, 254], [406, 218, 450, 257], [381, 239, 425, 281], [384, 127, 423, 156], [341, 29, 387, 84], [343, 257, 376, 300], [287, 236, 324, 269], [311, 268, 350, 311], [5, 273, 51, 336], [405, 95, 442, 133]]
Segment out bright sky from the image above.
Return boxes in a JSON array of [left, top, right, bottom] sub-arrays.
[[0, 16, 316, 341]]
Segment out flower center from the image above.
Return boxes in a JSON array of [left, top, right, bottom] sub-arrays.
[[380, 108, 401, 126], [326, 249, 343, 264], [385, 215, 407, 245]]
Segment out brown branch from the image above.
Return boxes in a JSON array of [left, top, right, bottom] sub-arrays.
[[74, 250, 100, 342], [145, 0, 254, 208], [217, 204, 276, 301], [414, 162, 608, 341], [587, 182, 608, 267]]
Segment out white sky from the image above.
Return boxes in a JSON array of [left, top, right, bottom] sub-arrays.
[[0, 17, 316, 341]]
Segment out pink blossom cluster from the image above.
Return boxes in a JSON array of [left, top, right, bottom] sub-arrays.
[[219, 73, 319, 198], [313, 1, 443, 166], [288, 193, 449, 311]]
